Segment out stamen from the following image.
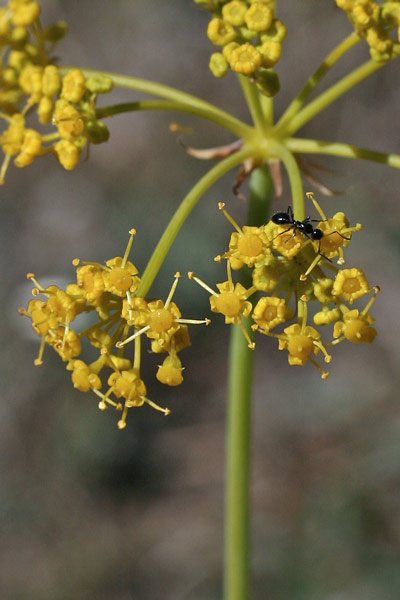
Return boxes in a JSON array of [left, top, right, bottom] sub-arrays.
[[121, 228, 136, 268], [34, 336, 46, 365], [134, 335, 141, 371], [27, 272, 45, 292], [308, 356, 329, 379], [116, 325, 149, 348], [313, 340, 332, 363], [144, 397, 171, 415], [188, 272, 218, 296], [117, 404, 129, 429], [240, 321, 255, 349], [218, 202, 242, 234], [360, 285, 380, 317], [92, 387, 119, 408], [177, 317, 211, 326], [301, 254, 322, 280], [165, 272, 181, 308], [0, 153, 11, 184], [306, 191, 327, 221]]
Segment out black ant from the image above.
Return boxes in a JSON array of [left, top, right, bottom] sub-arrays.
[[271, 206, 324, 242]]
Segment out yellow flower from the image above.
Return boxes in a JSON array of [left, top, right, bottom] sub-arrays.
[[53, 99, 85, 141], [333, 309, 377, 343], [151, 325, 191, 355], [220, 224, 271, 269], [252, 296, 289, 331], [210, 280, 252, 324], [54, 139, 81, 170], [46, 326, 82, 362], [207, 18, 237, 46], [156, 354, 184, 386], [313, 307, 342, 326], [266, 221, 305, 259], [277, 323, 330, 377], [352, 0, 379, 27], [222, 1, 247, 26], [312, 278, 335, 304], [258, 39, 282, 67], [229, 42, 263, 74], [261, 18, 287, 42], [252, 256, 282, 292], [209, 52, 229, 77], [19, 64, 43, 103], [69, 359, 103, 392], [189, 267, 254, 347], [103, 256, 140, 297], [144, 299, 182, 345], [14, 128, 42, 167], [245, 2, 273, 32], [9, 0, 40, 26], [332, 286, 379, 344], [76, 264, 106, 302], [61, 68, 86, 103], [0, 113, 25, 156], [332, 268, 370, 304]]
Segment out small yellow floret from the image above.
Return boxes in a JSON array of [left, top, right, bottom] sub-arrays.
[[229, 42, 263, 74], [332, 268, 370, 304], [209, 52, 229, 77], [245, 3, 273, 32], [156, 355, 184, 386], [258, 39, 282, 67], [54, 139, 81, 170], [207, 18, 237, 46], [10, 0, 40, 26], [222, 1, 247, 26], [252, 296, 288, 331], [61, 68, 86, 103]]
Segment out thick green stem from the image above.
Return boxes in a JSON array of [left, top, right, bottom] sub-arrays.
[[224, 166, 274, 600], [60, 66, 252, 139], [271, 143, 304, 220], [286, 137, 400, 169], [237, 75, 268, 135], [277, 32, 359, 129], [137, 145, 254, 298], [95, 100, 248, 133], [281, 57, 392, 136]]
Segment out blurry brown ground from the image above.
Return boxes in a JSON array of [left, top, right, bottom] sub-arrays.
[[2, 1, 400, 599]]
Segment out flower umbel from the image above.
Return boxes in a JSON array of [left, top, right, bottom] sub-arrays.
[[189, 195, 379, 378], [20, 230, 209, 428], [0, 5, 113, 183]]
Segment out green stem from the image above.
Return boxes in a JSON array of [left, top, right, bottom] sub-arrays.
[[225, 165, 273, 600], [95, 100, 249, 136], [260, 95, 274, 128], [271, 143, 304, 220], [277, 32, 359, 129], [137, 145, 254, 298], [286, 137, 400, 169], [282, 57, 393, 136], [237, 74, 267, 135], [60, 66, 252, 139]]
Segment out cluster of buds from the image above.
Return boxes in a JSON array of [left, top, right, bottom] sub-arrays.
[[336, 0, 400, 61], [0, 0, 112, 183], [20, 230, 209, 429], [195, 0, 285, 96], [190, 193, 379, 378]]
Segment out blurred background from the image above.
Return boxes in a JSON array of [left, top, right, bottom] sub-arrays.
[[1, 1, 400, 598]]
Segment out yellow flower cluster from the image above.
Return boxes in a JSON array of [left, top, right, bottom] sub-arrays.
[[0, 0, 112, 183], [20, 230, 209, 429], [336, 0, 400, 61], [190, 194, 379, 378], [197, 0, 285, 95]]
